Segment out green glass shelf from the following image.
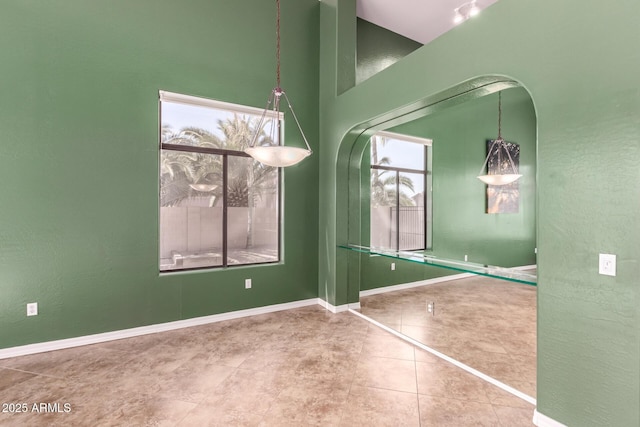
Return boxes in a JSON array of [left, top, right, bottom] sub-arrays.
[[339, 244, 536, 286]]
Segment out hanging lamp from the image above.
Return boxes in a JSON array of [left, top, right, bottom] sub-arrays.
[[477, 92, 522, 186], [244, 0, 312, 167]]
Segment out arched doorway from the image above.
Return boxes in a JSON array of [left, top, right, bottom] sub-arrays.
[[335, 75, 538, 400]]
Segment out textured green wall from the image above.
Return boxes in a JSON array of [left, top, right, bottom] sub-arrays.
[[320, 0, 639, 425], [0, 0, 319, 349], [361, 88, 536, 291], [356, 18, 422, 85], [360, 256, 453, 292]]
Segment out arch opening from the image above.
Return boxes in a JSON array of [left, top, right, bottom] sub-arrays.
[[335, 74, 538, 398]]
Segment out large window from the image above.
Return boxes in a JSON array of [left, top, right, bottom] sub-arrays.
[[159, 91, 281, 271], [370, 131, 432, 251]]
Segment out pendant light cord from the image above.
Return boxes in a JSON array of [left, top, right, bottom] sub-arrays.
[[276, 0, 281, 90], [478, 90, 518, 177], [245, 0, 312, 164], [497, 91, 502, 140]]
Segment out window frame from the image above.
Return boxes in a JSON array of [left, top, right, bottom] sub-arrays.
[[370, 131, 432, 252], [158, 91, 283, 272]]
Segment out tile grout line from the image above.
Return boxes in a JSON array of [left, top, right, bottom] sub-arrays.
[[489, 401, 508, 427], [349, 309, 537, 406], [0, 366, 66, 380], [335, 325, 367, 427]]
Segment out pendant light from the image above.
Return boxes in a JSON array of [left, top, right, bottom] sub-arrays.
[[477, 92, 522, 186], [244, 0, 312, 167]]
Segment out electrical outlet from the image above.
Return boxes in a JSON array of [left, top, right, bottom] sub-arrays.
[[427, 301, 434, 316], [245, 279, 252, 289], [27, 302, 38, 316], [598, 254, 616, 276], [391, 263, 396, 271]]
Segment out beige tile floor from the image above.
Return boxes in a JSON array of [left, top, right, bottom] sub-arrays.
[[0, 306, 534, 426], [359, 274, 537, 397]]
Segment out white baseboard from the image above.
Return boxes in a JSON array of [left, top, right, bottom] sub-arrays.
[[533, 410, 567, 427], [316, 300, 361, 313], [0, 298, 320, 360], [359, 272, 474, 297], [317, 299, 351, 313], [0, 265, 537, 361], [512, 264, 537, 271]]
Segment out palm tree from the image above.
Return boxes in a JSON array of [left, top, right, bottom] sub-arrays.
[[160, 126, 223, 207], [371, 170, 416, 207], [216, 115, 277, 205], [370, 135, 416, 207], [217, 115, 278, 248], [160, 114, 278, 248]]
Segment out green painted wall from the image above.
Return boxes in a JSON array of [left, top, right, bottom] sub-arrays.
[[0, 0, 319, 349], [360, 88, 536, 291], [2, 0, 638, 424], [356, 18, 422, 85], [360, 256, 452, 292], [320, 0, 639, 426]]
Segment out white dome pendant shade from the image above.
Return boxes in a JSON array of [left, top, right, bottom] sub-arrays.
[[477, 91, 522, 186], [477, 173, 522, 186], [189, 183, 218, 192], [245, 88, 312, 168], [245, 146, 311, 168], [244, 0, 312, 168]]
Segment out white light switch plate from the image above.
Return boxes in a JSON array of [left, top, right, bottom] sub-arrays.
[[598, 253, 616, 276]]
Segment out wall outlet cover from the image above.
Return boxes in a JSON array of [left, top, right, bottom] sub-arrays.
[[27, 302, 38, 316], [598, 253, 616, 276]]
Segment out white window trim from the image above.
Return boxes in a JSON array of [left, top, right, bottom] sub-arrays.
[[375, 130, 432, 146], [159, 90, 283, 121]]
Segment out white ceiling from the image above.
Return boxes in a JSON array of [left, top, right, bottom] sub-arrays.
[[356, 0, 499, 45]]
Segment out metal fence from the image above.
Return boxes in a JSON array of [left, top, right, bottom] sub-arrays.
[[371, 206, 425, 250]]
